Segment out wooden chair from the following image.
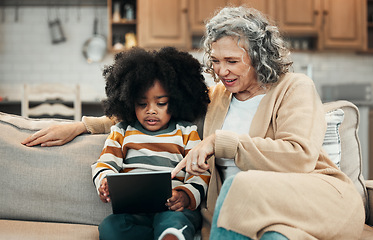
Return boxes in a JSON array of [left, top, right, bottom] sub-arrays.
[[21, 84, 81, 121]]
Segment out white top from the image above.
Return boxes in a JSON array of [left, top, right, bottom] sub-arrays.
[[216, 94, 265, 181]]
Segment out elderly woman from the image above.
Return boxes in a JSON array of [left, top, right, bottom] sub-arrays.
[[23, 6, 365, 240], [170, 6, 365, 240]]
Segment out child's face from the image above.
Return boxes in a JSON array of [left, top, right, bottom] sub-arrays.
[[135, 80, 171, 132]]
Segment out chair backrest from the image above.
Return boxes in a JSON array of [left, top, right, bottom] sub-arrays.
[[21, 84, 81, 121]]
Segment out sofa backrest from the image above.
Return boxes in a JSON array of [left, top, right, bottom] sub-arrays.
[[0, 113, 111, 225], [0, 99, 368, 224]]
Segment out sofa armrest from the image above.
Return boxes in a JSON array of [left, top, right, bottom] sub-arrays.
[[0, 112, 111, 225], [365, 180, 373, 226]]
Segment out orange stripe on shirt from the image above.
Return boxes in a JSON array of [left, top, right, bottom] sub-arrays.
[[186, 130, 201, 141], [186, 174, 210, 185], [156, 129, 199, 141], [124, 129, 146, 137], [199, 175, 211, 185], [175, 176, 184, 182], [108, 130, 125, 146], [124, 142, 185, 155], [182, 130, 200, 145], [96, 162, 116, 171], [100, 145, 124, 158]]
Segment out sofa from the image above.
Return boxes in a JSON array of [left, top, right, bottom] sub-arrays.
[[0, 100, 373, 239]]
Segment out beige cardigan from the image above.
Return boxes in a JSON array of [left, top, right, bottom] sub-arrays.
[[82, 73, 365, 239], [201, 73, 365, 239]]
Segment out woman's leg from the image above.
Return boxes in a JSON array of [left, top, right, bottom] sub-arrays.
[[210, 176, 288, 240], [210, 176, 250, 240], [261, 232, 289, 240], [98, 213, 153, 240], [217, 171, 364, 239], [153, 209, 201, 240]]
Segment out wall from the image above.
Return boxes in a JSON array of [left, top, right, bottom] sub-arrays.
[[291, 52, 373, 95], [1, 7, 373, 102], [0, 6, 111, 102]]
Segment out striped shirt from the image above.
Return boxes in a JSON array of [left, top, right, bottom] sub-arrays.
[[92, 120, 210, 210]]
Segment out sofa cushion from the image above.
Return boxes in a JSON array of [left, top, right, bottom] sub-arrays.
[[0, 112, 111, 225], [0, 219, 98, 240], [323, 108, 344, 168], [323, 101, 368, 218]]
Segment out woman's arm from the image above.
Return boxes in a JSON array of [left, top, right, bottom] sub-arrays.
[[21, 122, 88, 147], [21, 116, 115, 147], [174, 75, 326, 175]]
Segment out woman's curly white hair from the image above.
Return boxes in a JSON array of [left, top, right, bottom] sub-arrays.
[[203, 6, 293, 84]]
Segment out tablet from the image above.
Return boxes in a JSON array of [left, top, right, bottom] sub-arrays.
[[106, 171, 172, 214]]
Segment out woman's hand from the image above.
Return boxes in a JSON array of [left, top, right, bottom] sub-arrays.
[[21, 122, 88, 147], [98, 178, 111, 203], [166, 190, 190, 211], [171, 134, 215, 178]]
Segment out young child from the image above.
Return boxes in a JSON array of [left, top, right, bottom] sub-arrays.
[[91, 47, 211, 240]]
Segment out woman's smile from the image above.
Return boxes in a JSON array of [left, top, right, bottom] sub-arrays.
[[221, 78, 237, 85]]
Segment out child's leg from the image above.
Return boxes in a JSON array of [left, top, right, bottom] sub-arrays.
[[98, 213, 153, 240], [153, 209, 201, 240]]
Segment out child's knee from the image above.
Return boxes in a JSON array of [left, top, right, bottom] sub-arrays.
[[98, 215, 116, 239], [98, 214, 128, 240]]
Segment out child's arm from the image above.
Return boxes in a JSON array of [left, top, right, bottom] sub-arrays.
[[92, 124, 126, 197]]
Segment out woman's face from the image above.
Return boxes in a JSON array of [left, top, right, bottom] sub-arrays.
[[210, 36, 259, 101], [135, 80, 171, 132]]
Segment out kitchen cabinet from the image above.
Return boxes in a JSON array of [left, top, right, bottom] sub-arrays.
[[277, 0, 366, 51], [137, 0, 191, 50], [188, 0, 274, 48], [189, 0, 273, 36], [107, 0, 137, 52], [320, 0, 365, 50], [367, 0, 373, 52], [0, 0, 107, 6], [189, 0, 228, 35], [106, 0, 275, 51], [107, 0, 367, 51], [241, 0, 274, 16], [108, 0, 191, 50], [277, 0, 321, 35]]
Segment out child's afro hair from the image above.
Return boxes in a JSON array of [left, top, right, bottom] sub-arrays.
[[102, 47, 210, 125]]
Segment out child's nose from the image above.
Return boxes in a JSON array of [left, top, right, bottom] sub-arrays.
[[146, 104, 157, 114]]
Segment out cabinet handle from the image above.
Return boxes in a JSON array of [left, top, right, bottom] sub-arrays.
[[322, 10, 328, 26], [182, 8, 188, 14], [314, 10, 319, 15]]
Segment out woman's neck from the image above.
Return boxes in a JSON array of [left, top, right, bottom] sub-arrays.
[[234, 84, 267, 101]]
